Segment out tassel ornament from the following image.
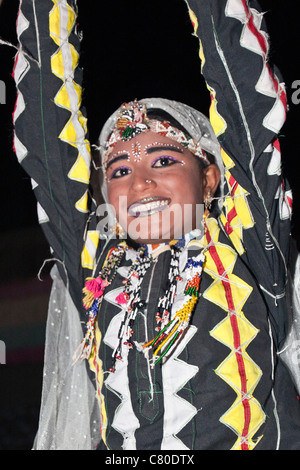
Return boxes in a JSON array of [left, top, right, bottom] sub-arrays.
[[82, 277, 110, 310], [74, 243, 127, 363], [73, 298, 100, 362]]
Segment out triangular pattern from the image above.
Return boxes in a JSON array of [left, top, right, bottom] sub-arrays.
[[81, 230, 100, 270], [208, 86, 228, 137], [75, 190, 89, 212], [267, 140, 281, 176], [161, 325, 199, 450], [12, 7, 31, 163], [92, 255, 200, 450], [49, 0, 91, 216], [225, 0, 286, 134], [37, 202, 50, 224], [279, 188, 292, 221], [185, 4, 255, 256], [219, 152, 255, 255], [202, 218, 265, 450], [103, 302, 140, 449], [68, 155, 90, 184]]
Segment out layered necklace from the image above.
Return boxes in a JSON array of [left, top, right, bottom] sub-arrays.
[[75, 238, 205, 370], [141, 251, 205, 367]]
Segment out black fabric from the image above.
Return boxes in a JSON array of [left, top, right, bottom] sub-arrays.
[[95, 234, 300, 450], [186, 0, 291, 345]]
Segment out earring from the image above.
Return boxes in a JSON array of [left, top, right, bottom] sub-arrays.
[[112, 219, 125, 238], [204, 188, 213, 212]]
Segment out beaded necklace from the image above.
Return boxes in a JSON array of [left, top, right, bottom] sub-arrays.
[[110, 246, 152, 372], [110, 245, 184, 372], [141, 252, 205, 367], [73, 243, 127, 362], [76, 239, 205, 370]]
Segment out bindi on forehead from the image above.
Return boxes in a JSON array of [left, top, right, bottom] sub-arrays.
[[132, 141, 142, 162]]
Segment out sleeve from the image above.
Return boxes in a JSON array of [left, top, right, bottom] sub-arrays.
[[185, 0, 293, 342], [12, 0, 99, 314]]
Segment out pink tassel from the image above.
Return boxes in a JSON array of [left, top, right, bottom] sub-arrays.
[[115, 292, 129, 305], [85, 278, 109, 298]]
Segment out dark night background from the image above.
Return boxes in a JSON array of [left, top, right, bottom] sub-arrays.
[[0, 0, 299, 450]]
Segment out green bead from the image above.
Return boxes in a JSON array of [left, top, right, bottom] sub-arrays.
[[122, 128, 134, 139]]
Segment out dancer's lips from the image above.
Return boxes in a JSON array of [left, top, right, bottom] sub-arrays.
[[128, 197, 171, 217]]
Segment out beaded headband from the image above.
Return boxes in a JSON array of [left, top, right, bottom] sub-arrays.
[[102, 101, 210, 169]]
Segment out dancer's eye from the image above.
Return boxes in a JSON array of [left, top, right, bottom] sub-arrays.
[[110, 166, 131, 179], [152, 156, 180, 168]]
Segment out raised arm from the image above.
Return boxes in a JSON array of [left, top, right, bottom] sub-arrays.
[[185, 0, 292, 341], [185, 0, 287, 161], [12, 0, 97, 312]]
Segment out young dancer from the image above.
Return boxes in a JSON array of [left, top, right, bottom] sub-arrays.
[[12, 0, 300, 449]]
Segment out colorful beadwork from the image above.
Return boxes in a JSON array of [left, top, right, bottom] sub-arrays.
[[111, 246, 152, 371], [77, 237, 205, 369], [74, 243, 127, 362], [142, 252, 205, 366]]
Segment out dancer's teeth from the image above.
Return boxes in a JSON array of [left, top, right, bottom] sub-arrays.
[[129, 199, 170, 216]]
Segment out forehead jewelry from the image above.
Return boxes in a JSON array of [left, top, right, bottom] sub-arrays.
[[103, 100, 210, 168], [144, 141, 183, 152], [132, 141, 142, 162]]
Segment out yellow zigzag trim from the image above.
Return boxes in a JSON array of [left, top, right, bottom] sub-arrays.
[[219, 149, 255, 255], [187, 6, 254, 255], [49, 0, 91, 212], [208, 86, 227, 137], [81, 230, 100, 270], [202, 218, 265, 450], [187, 6, 227, 138]]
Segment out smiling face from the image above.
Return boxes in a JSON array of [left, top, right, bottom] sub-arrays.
[[105, 131, 219, 244]]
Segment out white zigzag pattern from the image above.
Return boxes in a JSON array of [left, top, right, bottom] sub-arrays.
[[161, 249, 200, 449], [225, 0, 286, 134], [161, 325, 199, 450], [103, 286, 140, 450], [13, 4, 50, 225], [13, 8, 30, 163], [102, 254, 200, 450]]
